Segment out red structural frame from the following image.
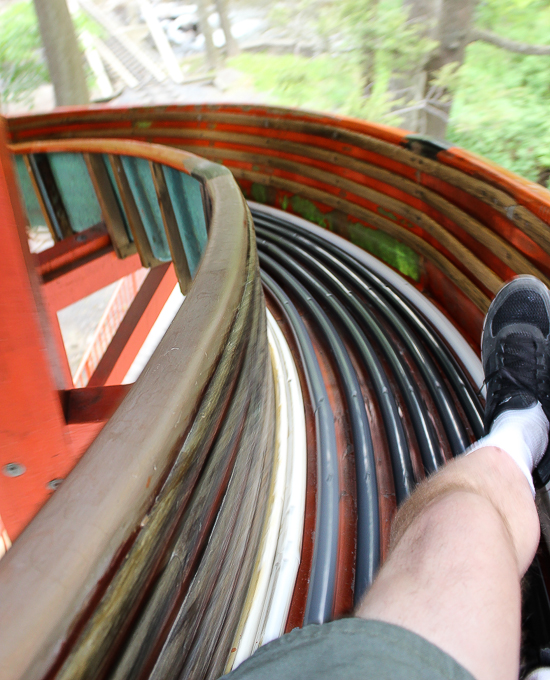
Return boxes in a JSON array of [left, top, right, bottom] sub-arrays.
[[0, 119, 176, 540], [0, 120, 72, 539]]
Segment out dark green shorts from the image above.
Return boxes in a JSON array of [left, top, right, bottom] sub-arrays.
[[228, 618, 475, 680]]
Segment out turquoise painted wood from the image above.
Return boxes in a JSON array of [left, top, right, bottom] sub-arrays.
[[101, 154, 134, 243], [162, 165, 207, 277], [121, 155, 171, 262], [13, 155, 43, 229], [47, 153, 102, 232], [13, 150, 209, 279]]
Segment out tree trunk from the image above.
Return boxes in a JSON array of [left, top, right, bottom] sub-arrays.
[[387, 0, 439, 133], [215, 0, 239, 58], [406, 0, 441, 25], [390, 2, 550, 137], [389, 0, 474, 139], [422, 0, 476, 138], [196, 0, 219, 70], [361, 47, 376, 96], [32, 0, 89, 106]]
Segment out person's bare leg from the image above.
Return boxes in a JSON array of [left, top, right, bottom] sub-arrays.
[[356, 445, 539, 680], [356, 275, 550, 680]]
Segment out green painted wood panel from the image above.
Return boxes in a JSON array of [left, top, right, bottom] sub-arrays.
[[121, 156, 171, 261], [48, 153, 102, 232], [14, 155, 44, 228], [162, 166, 207, 277]]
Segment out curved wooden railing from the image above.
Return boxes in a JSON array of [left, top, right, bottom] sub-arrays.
[[0, 139, 275, 680], [8, 104, 550, 348]]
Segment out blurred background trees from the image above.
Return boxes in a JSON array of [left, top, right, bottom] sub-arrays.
[[0, 1, 48, 110], [2, 0, 550, 183], [32, 0, 90, 105], [231, 0, 550, 183]]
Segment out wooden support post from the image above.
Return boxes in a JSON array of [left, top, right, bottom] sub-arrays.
[[0, 119, 73, 540], [84, 153, 136, 259], [108, 154, 161, 269], [150, 162, 192, 293], [24, 153, 72, 239]]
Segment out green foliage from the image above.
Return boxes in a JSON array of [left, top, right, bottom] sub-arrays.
[[447, 0, 550, 182], [229, 52, 406, 125], [428, 61, 463, 101], [0, 0, 48, 109], [269, 0, 334, 50], [0, 1, 102, 110], [234, 0, 550, 182], [345, 88, 405, 125], [476, 0, 550, 38], [229, 52, 359, 112], [230, 0, 436, 125], [336, 0, 436, 76]]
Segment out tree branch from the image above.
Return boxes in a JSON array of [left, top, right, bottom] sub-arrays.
[[470, 28, 550, 56]]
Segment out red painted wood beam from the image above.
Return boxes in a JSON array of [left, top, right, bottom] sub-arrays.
[[35, 223, 111, 277], [42, 296, 75, 388], [41, 246, 143, 312], [88, 263, 178, 387], [0, 119, 73, 540]]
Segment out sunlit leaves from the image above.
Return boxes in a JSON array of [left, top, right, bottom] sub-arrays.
[[0, 0, 48, 109], [448, 6, 550, 181]]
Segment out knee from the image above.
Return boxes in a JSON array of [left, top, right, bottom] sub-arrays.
[[390, 448, 540, 574], [392, 485, 539, 578]]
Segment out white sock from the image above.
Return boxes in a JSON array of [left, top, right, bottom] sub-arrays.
[[465, 402, 549, 496], [525, 668, 550, 680]]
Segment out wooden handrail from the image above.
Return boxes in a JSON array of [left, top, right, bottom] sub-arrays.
[[0, 139, 271, 680]]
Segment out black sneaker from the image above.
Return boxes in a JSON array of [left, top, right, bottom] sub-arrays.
[[482, 275, 550, 487]]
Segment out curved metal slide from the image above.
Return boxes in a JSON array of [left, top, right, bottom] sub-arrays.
[[1, 105, 550, 679]]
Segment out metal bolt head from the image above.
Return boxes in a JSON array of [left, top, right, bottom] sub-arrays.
[[47, 478, 64, 491], [3, 463, 26, 477]]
